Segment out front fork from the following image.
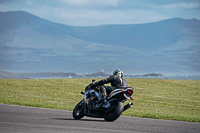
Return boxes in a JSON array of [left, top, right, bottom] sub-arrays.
[[83, 98, 87, 115]]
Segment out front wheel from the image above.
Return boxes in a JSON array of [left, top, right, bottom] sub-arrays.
[[72, 100, 84, 119], [103, 101, 124, 121]]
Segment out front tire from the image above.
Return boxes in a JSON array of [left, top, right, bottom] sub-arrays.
[[103, 101, 124, 121], [72, 100, 84, 119]]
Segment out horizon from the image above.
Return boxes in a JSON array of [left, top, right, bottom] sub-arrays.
[[1, 70, 200, 76], [1, 70, 200, 80]]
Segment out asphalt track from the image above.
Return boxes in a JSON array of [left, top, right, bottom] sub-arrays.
[[0, 104, 199, 133]]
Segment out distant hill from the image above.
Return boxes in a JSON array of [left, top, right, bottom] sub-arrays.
[[76, 18, 200, 50], [0, 11, 200, 74]]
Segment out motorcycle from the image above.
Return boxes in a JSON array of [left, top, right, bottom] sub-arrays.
[[72, 79, 134, 121]]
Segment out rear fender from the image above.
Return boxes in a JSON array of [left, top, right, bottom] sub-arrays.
[[107, 89, 127, 101], [107, 88, 134, 101]]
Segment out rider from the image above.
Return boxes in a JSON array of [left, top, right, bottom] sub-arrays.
[[86, 69, 128, 108]]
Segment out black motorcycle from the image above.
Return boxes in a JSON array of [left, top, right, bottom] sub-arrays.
[[72, 80, 134, 121]]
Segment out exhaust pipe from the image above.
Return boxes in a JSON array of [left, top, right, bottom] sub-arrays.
[[123, 102, 133, 112]]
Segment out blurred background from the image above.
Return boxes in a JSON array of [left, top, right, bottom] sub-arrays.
[[0, 0, 200, 79]]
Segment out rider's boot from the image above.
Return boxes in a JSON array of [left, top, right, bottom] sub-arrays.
[[95, 94, 107, 109]]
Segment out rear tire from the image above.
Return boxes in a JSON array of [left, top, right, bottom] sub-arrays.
[[72, 100, 84, 119], [103, 101, 124, 121]]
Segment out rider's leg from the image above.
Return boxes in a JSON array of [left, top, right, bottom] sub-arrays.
[[95, 86, 107, 109], [95, 86, 115, 109], [98, 86, 107, 103]]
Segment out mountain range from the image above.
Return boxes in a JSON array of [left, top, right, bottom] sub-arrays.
[[0, 11, 200, 74]]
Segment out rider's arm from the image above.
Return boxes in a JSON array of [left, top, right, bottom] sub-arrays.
[[90, 76, 114, 88]]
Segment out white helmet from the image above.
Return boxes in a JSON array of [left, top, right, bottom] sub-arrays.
[[113, 69, 124, 78]]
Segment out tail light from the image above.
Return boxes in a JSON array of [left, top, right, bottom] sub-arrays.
[[126, 89, 133, 96]]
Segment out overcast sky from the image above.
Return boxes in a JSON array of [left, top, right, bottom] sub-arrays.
[[0, 0, 199, 26]]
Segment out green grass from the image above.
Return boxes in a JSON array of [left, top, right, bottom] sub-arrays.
[[0, 78, 199, 122]]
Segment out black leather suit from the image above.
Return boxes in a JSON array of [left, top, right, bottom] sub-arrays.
[[88, 75, 128, 99]]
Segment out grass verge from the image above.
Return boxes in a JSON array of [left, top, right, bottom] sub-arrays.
[[0, 78, 199, 122]]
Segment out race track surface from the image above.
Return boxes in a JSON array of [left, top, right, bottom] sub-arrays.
[[0, 104, 199, 133]]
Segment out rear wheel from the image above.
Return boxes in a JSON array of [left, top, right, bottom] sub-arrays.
[[103, 101, 124, 121], [72, 100, 84, 119]]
